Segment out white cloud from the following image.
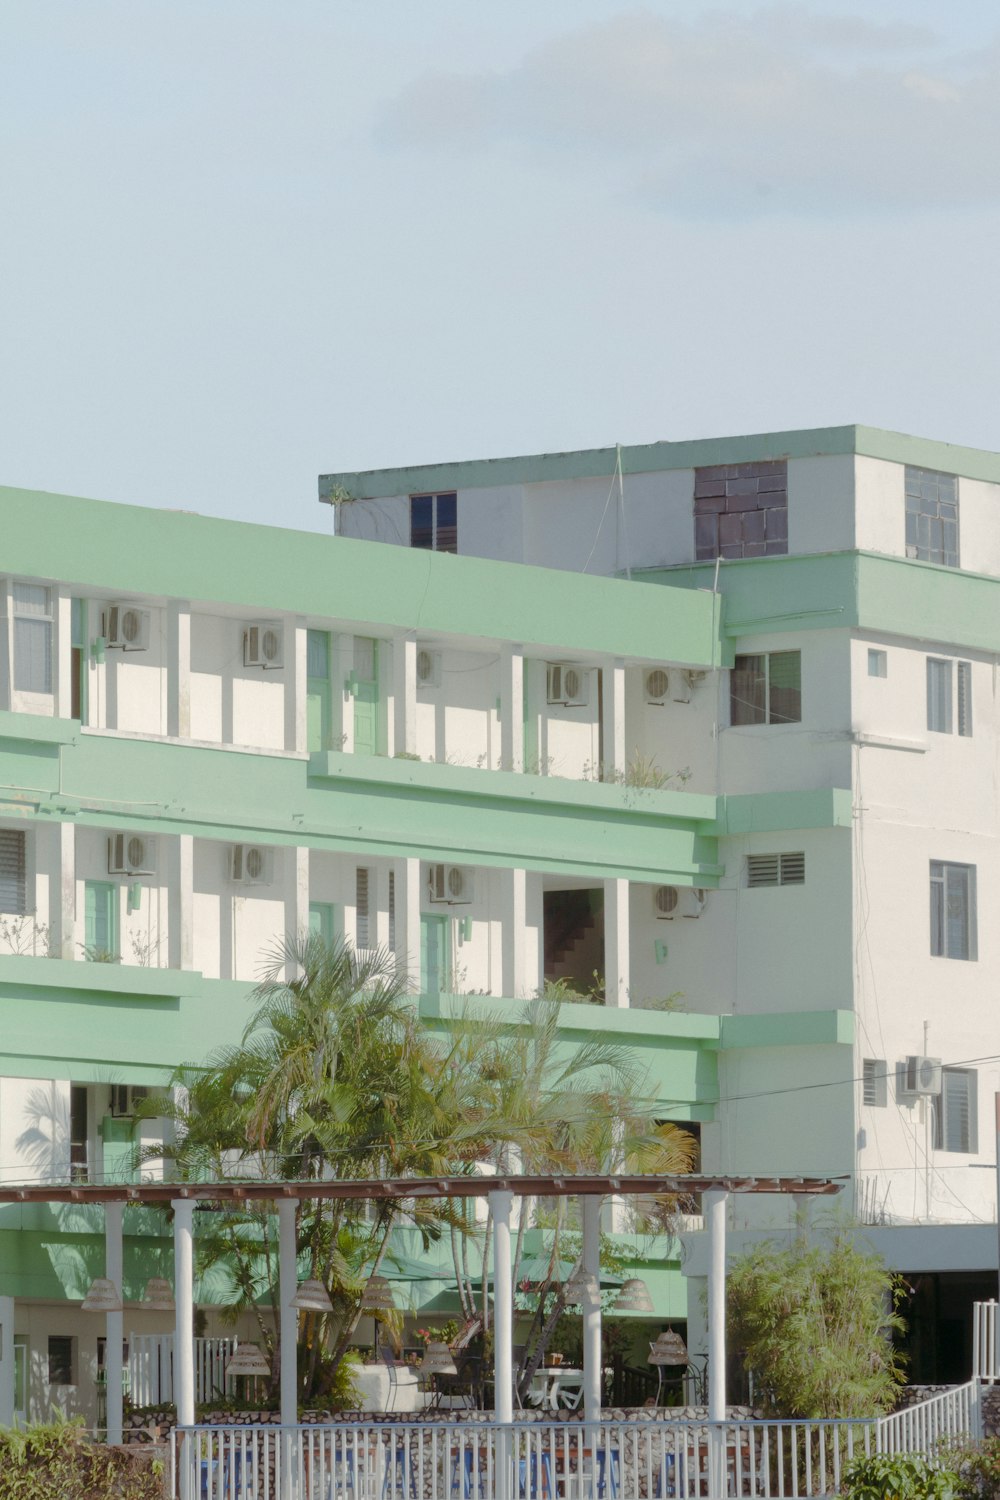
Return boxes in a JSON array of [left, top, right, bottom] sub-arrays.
[[376, 8, 1000, 217]]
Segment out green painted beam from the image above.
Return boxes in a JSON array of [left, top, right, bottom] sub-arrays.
[[716, 789, 853, 835], [320, 424, 1000, 499], [719, 1009, 854, 1050], [0, 485, 721, 668]]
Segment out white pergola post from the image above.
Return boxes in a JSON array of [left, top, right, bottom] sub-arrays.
[[173, 1199, 195, 1428], [705, 1189, 728, 1498], [278, 1199, 298, 1428], [105, 1202, 124, 1445], [491, 1190, 514, 1500], [0, 1295, 15, 1427], [582, 1195, 602, 1426]]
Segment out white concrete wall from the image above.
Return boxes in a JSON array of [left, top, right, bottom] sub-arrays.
[[190, 611, 287, 751], [787, 454, 855, 555], [412, 646, 499, 769], [0, 1077, 71, 1185], [106, 607, 166, 736], [624, 666, 718, 794], [959, 478, 1000, 577]]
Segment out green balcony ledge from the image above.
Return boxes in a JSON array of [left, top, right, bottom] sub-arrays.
[[720, 1009, 854, 1049], [0, 952, 215, 1001], [0, 710, 79, 747]]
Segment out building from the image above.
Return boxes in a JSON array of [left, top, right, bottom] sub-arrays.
[[0, 420, 996, 1424]]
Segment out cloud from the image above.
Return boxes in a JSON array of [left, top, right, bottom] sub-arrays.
[[376, 8, 1000, 217]]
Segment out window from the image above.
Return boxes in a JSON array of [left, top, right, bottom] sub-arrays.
[[930, 861, 976, 961], [355, 868, 371, 949], [746, 852, 805, 887], [730, 651, 801, 725], [388, 869, 396, 952], [935, 1068, 977, 1153], [48, 1335, 75, 1386], [13, 582, 52, 693], [694, 461, 787, 561], [0, 830, 27, 914], [868, 649, 887, 679], [905, 465, 958, 567], [927, 658, 972, 736], [862, 1059, 887, 1108], [84, 880, 119, 961], [410, 492, 457, 553], [71, 598, 86, 721]]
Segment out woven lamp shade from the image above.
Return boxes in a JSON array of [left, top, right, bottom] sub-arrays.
[[648, 1330, 688, 1366], [420, 1340, 458, 1375], [226, 1343, 271, 1377], [359, 1273, 396, 1310], [290, 1279, 333, 1312], [81, 1278, 122, 1313], [614, 1277, 654, 1313], [142, 1278, 175, 1311], [563, 1269, 600, 1306]]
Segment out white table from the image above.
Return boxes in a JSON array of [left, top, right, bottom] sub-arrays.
[[353, 1362, 422, 1412], [527, 1366, 584, 1410]]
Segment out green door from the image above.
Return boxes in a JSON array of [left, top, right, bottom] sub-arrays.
[[309, 902, 337, 947], [306, 630, 332, 753], [420, 914, 449, 998], [353, 637, 380, 758], [84, 881, 119, 962], [14, 1335, 27, 1423]]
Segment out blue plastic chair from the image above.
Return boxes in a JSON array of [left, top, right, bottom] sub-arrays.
[[596, 1447, 620, 1498], [450, 1447, 487, 1497], [518, 1451, 554, 1497]]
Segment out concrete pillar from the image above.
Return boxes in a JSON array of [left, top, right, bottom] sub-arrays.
[[501, 868, 527, 999], [0, 1295, 14, 1427], [285, 617, 308, 754], [393, 631, 417, 758], [601, 659, 626, 779], [0, 580, 11, 711], [499, 645, 524, 773], [55, 589, 73, 720], [167, 834, 194, 971], [334, 633, 353, 752], [706, 1189, 727, 1422], [293, 846, 310, 945], [56, 821, 76, 960], [491, 1189, 514, 1423], [278, 1199, 298, 1429], [105, 1202, 124, 1445], [166, 600, 191, 739], [603, 877, 630, 1007], [173, 1199, 195, 1429], [395, 857, 421, 991], [582, 1195, 603, 1426]]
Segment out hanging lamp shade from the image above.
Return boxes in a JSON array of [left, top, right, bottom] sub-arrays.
[[648, 1330, 688, 1366], [420, 1340, 458, 1375], [562, 1269, 600, 1306], [142, 1277, 175, 1311], [614, 1277, 655, 1314], [81, 1277, 122, 1313], [290, 1278, 333, 1313], [359, 1273, 396, 1310], [226, 1342, 271, 1377]]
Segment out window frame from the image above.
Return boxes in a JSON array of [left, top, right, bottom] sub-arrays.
[[926, 656, 972, 737], [867, 649, 887, 679], [934, 1067, 977, 1153], [409, 491, 458, 554], [12, 581, 53, 695], [929, 860, 977, 961], [905, 465, 959, 568], [730, 650, 801, 726], [47, 1335, 76, 1386]]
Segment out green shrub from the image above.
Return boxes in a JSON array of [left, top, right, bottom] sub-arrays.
[[0, 1418, 164, 1499], [843, 1452, 958, 1500], [950, 1436, 1000, 1499]]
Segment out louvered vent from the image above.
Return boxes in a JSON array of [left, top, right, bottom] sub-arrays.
[[747, 852, 805, 887], [0, 830, 26, 915]]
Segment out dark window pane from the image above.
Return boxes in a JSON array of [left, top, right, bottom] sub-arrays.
[[410, 495, 434, 549], [436, 492, 458, 553], [768, 651, 801, 723], [731, 656, 766, 725], [694, 513, 718, 552]]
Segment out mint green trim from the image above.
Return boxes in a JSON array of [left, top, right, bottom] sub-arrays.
[[100, 1116, 133, 1143], [0, 710, 78, 746], [719, 1009, 854, 1049], [320, 424, 1000, 498], [716, 789, 853, 835], [0, 486, 721, 668]]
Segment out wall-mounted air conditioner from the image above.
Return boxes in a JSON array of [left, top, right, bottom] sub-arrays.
[[653, 885, 706, 919], [428, 863, 474, 904], [109, 1084, 150, 1119], [645, 669, 670, 705], [900, 1056, 942, 1097], [103, 604, 150, 651], [243, 622, 283, 669], [108, 833, 157, 876], [416, 648, 441, 688], [546, 663, 590, 707], [671, 669, 709, 705], [229, 843, 274, 886]]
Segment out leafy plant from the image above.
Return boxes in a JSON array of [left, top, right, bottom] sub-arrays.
[[0, 1416, 163, 1498], [0, 915, 54, 957], [727, 1228, 906, 1418], [843, 1452, 957, 1500], [949, 1436, 1000, 1499]]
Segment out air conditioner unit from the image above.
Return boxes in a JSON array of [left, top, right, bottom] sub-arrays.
[[243, 622, 283, 669], [901, 1055, 942, 1097], [416, 648, 441, 688], [654, 885, 679, 919], [108, 833, 157, 876], [680, 888, 707, 918], [229, 843, 273, 886], [109, 1084, 150, 1119], [546, 663, 590, 707], [645, 669, 670, 705], [103, 604, 150, 651], [427, 863, 474, 905]]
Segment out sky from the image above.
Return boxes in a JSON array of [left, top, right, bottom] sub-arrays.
[[2, 0, 1000, 534]]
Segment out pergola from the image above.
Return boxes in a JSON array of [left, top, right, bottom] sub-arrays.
[[0, 1173, 843, 1440]]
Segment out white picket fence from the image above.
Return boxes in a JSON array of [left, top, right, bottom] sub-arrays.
[[130, 1334, 237, 1408], [171, 1416, 881, 1499], [974, 1300, 1000, 1382], [875, 1378, 982, 1456]]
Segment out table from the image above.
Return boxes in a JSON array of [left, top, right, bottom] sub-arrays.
[[353, 1361, 422, 1412], [526, 1366, 584, 1411]]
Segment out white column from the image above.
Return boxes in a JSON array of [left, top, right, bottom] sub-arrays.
[[105, 1202, 124, 1445], [55, 590, 73, 719], [491, 1189, 514, 1425], [395, 857, 421, 991], [285, 617, 308, 754], [499, 645, 524, 773], [278, 1199, 298, 1428], [393, 631, 417, 758], [0, 579, 12, 711], [0, 1295, 14, 1427], [582, 1195, 603, 1426], [294, 846, 310, 941], [601, 659, 626, 778], [335, 633, 354, 752], [500, 868, 527, 999], [706, 1189, 727, 1422], [166, 600, 192, 739], [173, 1199, 195, 1429], [57, 821, 76, 960], [603, 877, 630, 1007], [169, 835, 194, 971]]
